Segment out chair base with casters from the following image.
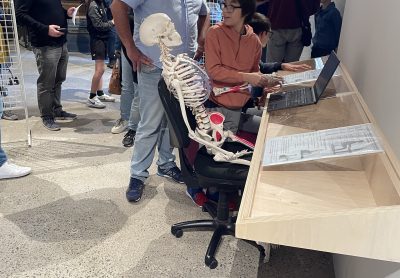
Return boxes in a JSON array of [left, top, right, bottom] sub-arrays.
[[172, 144, 265, 269], [158, 79, 265, 269], [171, 189, 265, 269]]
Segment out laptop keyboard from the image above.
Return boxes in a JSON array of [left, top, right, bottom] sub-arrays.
[[285, 88, 315, 106], [283, 69, 322, 84]]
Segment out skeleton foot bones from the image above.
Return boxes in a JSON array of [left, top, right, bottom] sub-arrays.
[[139, 13, 253, 165]]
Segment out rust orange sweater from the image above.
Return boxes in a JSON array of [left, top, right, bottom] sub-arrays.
[[205, 22, 261, 108]]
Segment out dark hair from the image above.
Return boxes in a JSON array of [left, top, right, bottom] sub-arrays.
[[237, 0, 256, 23], [248, 12, 271, 35]]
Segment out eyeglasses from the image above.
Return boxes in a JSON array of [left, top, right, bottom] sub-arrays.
[[220, 2, 242, 13], [267, 30, 273, 38]]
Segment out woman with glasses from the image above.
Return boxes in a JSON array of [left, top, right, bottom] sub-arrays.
[[205, 0, 281, 134]]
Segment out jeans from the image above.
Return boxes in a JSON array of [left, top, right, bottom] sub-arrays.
[[266, 28, 303, 63], [130, 64, 176, 181], [33, 43, 68, 118], [120, 53, 140, 130]]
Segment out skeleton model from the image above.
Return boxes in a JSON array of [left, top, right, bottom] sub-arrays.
[[139, 13, 253, 165]]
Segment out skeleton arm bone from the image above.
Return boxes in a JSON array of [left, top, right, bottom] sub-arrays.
[[171, 80, 251, 166]]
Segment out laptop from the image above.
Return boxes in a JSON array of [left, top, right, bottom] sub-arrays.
[[267, 51, 340, 112]]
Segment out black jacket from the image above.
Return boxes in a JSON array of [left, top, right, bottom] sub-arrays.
[[15, 0, 69, 47], [86, 0, 113, 39]]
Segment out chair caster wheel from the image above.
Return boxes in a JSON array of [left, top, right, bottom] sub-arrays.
[[206, 258, 218, 269], [171, 228, 183, 238]]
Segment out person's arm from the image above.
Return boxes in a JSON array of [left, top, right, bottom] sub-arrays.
[[193, 13, 209, 60], [194, 1, 209, 60], [259, 61, 282, 74], [88, 3, 114, 32], [15, 0, 48, 38], [281, 63, 311, 72], [332, 10, 342, 49], [111, 0, 152, 71]]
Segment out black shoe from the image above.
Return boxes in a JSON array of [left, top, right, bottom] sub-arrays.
[[122, 129, 136, 147], [126, 178, 145, 202], [42, 116, 60, 131], [55, 110, 77, 120], [157, 166, 184, 184], [107, 60, 116, 69]]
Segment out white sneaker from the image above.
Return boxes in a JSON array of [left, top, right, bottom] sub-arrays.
[[97, 94, 115, 102], [87, 96, 106, 109], [111, 118, 128, 134], [0, 162, 31, 180]]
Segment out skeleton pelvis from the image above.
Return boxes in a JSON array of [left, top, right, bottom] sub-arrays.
[[209, 112, 225, 142]]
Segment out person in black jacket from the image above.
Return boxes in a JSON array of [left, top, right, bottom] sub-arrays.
[[86, 0, 115, 109], [16, 0, 77, 131]]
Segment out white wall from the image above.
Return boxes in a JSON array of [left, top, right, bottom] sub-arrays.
[[338, 0, 400, 159], [334, 0, 400, 277]]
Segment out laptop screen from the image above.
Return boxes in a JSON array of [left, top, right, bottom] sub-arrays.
[[313, 51, 340, 100]]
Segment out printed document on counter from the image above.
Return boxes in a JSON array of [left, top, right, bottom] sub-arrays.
[[263, 123, 383, 166]]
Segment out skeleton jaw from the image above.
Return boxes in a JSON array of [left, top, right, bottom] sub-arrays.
[[139, 13, 182, 47]]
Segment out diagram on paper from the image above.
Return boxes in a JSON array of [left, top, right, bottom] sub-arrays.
[[263, 123, 383, 166]]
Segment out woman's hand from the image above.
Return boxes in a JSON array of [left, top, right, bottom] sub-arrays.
[[281, 63, 312, 72], [262, 74, 283, 87], [67, 7, 75, 18]]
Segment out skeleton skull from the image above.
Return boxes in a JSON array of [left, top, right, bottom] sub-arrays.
[[139, 13, 182, 47]]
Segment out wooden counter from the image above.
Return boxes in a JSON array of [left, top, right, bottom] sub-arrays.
[[236, 57, 400, 262]]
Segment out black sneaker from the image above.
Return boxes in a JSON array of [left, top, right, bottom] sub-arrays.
[[42, 117, 60, 131], [126, 178, 145, 202], [157, 166, 184, 184], [122, 129, 136, 147], [55, 110, 77, 120]]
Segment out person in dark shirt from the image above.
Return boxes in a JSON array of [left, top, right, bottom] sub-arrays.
[[266, 0, 320, 63], [16, 0, 77, 131], [86, 0, 116, 108], [311, 0, 342, 58]]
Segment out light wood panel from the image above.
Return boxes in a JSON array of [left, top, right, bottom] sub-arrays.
[[236, 59, 400, 263]]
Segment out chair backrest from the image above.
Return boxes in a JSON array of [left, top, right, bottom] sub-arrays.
[[158, 79, 197, 148], [158, 78, 200, 187]]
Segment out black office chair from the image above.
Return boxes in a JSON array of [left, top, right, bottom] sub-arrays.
[[158, 79, 265, 269]]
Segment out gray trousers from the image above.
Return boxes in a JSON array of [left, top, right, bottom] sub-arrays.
[[207, 106, 262, 135], [33, 43, 68, 118], [266, 28, 304, 63]]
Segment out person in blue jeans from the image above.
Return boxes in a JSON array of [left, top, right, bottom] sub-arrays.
[[111, 0, 209, 202], [104, 0, 121, 68], [117, 51, 140, 147], [111, 8, 139, 149], [0, 98, 31, 180]]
